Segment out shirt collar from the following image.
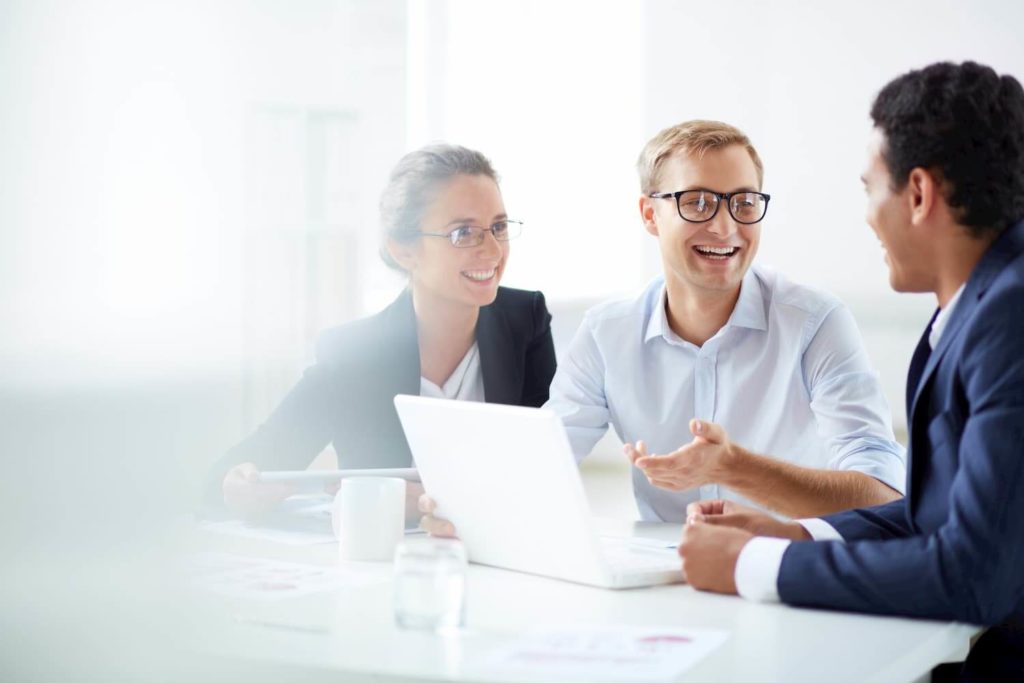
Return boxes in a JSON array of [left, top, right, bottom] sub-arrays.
[[928, 283, 966, 350], [644, 269, 768, 344], [728, 269, 769, 331]]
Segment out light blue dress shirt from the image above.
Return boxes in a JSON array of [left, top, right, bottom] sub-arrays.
[[545, 265, 906, 522]]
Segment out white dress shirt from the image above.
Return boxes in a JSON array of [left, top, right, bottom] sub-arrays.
[[419, 342, 485, 402], [735, 284, 966, 602], [545, 264, 906, 522]]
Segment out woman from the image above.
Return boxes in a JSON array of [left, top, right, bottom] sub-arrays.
[[208, 144, 556, 519]]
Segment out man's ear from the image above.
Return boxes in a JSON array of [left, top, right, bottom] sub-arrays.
[[386, 238, 417, 273], [640, 195, 660, 237], [907, 167, 939, 227]]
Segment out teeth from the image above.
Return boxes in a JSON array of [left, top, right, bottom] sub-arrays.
[[462, 269, 496, 281], [695, 246, 737, 255]]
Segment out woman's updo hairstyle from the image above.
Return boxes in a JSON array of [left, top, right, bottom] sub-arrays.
[[379, 143, 499, 272]]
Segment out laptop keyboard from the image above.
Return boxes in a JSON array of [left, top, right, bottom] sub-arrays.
[[599, 537, 681, 574]]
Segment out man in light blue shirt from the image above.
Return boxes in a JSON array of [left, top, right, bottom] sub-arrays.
[[545, 120, 906, 522]]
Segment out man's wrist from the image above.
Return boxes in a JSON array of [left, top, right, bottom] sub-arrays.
[[712, 442, 747, 486], [785, 521, 813, 541]]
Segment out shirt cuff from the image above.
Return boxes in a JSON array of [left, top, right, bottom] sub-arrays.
[[734, 536, 790, 602], [797, 518, 845, 542]]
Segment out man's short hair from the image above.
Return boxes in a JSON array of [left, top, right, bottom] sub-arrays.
[[636, 120, 764, 194], [871, 61, 1024, 238]]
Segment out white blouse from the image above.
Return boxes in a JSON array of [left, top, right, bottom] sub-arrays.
[[419, 342, 485, 402]]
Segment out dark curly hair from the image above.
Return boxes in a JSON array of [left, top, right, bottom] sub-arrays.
[[870, 61, 1024, 238]]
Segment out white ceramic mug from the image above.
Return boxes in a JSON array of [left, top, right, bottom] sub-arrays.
[[333, 476, 406, 561]]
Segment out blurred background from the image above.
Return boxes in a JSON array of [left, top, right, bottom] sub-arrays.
[[2, 1, 1023, 677]]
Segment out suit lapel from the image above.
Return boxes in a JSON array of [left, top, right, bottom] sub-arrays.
[[908, 221, 1024, 425], [476, 300, 521, 405], [905, 311, 937, 420]]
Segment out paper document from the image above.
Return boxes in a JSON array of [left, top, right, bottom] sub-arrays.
[[187, 552, 388, 600], [478, 625, 728, 681]]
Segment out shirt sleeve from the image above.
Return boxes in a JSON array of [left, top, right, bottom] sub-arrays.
[[801, 304, 907, 493], [798, 518, 846, 542], [542, 312, 611, 462], [735, 520, 844, 602], [735, 537, 790, 602]]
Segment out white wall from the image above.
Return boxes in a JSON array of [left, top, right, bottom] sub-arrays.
[[0, 0, 406, 390]]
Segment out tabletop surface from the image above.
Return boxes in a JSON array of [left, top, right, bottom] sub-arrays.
[[185, 518, 977, 683]]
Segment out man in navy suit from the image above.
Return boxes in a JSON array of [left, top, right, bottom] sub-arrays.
[[676, 61, 1024, 679]]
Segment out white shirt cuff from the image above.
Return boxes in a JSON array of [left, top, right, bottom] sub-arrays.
[[734, 537, 790, 602], [797, 518, 845, 542]]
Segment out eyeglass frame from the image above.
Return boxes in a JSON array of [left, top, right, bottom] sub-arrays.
[[648, 189, 771, 225], [415, 219, 524, 248]]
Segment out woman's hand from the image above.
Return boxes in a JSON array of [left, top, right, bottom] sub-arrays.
[[222, 462, 296, 519], [404, 482, 427, 525], [417, 494, 458, 537]]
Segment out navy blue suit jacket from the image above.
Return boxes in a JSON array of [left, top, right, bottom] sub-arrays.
[[778, 221, 1024, 666], [205, 286, 556, 505]]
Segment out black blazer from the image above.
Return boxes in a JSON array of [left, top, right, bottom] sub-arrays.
[[205, 286, 556, 504]]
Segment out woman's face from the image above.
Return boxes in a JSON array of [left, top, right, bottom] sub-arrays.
[[400, 173, 509, 309]]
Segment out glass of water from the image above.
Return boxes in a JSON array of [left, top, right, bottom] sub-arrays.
[[393, 537, 467, 632]]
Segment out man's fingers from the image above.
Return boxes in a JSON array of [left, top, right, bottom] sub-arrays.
[[623, 443, 641, 466], [418, 493, 436, 514], [690, 418, 725, 445], [687, 500, 720, 518], [697, 513, 749, 530], [635, 454, 676, 471]]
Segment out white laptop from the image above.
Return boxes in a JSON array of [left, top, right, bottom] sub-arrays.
[[393, 395, 685, 589]]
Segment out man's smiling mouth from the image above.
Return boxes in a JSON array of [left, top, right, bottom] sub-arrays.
[[693, 246, 740, 260]]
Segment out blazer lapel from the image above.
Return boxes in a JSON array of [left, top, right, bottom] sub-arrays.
[[908, 221, 1024, 425], [905, 311, 938, 420], [476, 301, 521, 405]]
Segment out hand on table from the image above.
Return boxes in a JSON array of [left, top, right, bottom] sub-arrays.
[[678, 499, 811, 595], [685, 499, 812, 541], [222, 462, 297, 519], [677, 522, 752, 595]]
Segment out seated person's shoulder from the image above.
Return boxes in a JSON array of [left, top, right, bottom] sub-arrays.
[[963, 274, 1024, 350], [490, 286, 551, 325], [758, 265, 843, 322], [492, 285, 546, 309], [581, 278, 662, 331]]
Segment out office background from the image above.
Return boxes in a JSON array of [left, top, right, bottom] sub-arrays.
[[1, 2, 1022, 674]]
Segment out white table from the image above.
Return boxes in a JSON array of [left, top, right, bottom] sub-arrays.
[[188, 520, 977, 683]]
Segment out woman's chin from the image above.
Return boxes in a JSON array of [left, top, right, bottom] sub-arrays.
[[458, 272, 501, 302]]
